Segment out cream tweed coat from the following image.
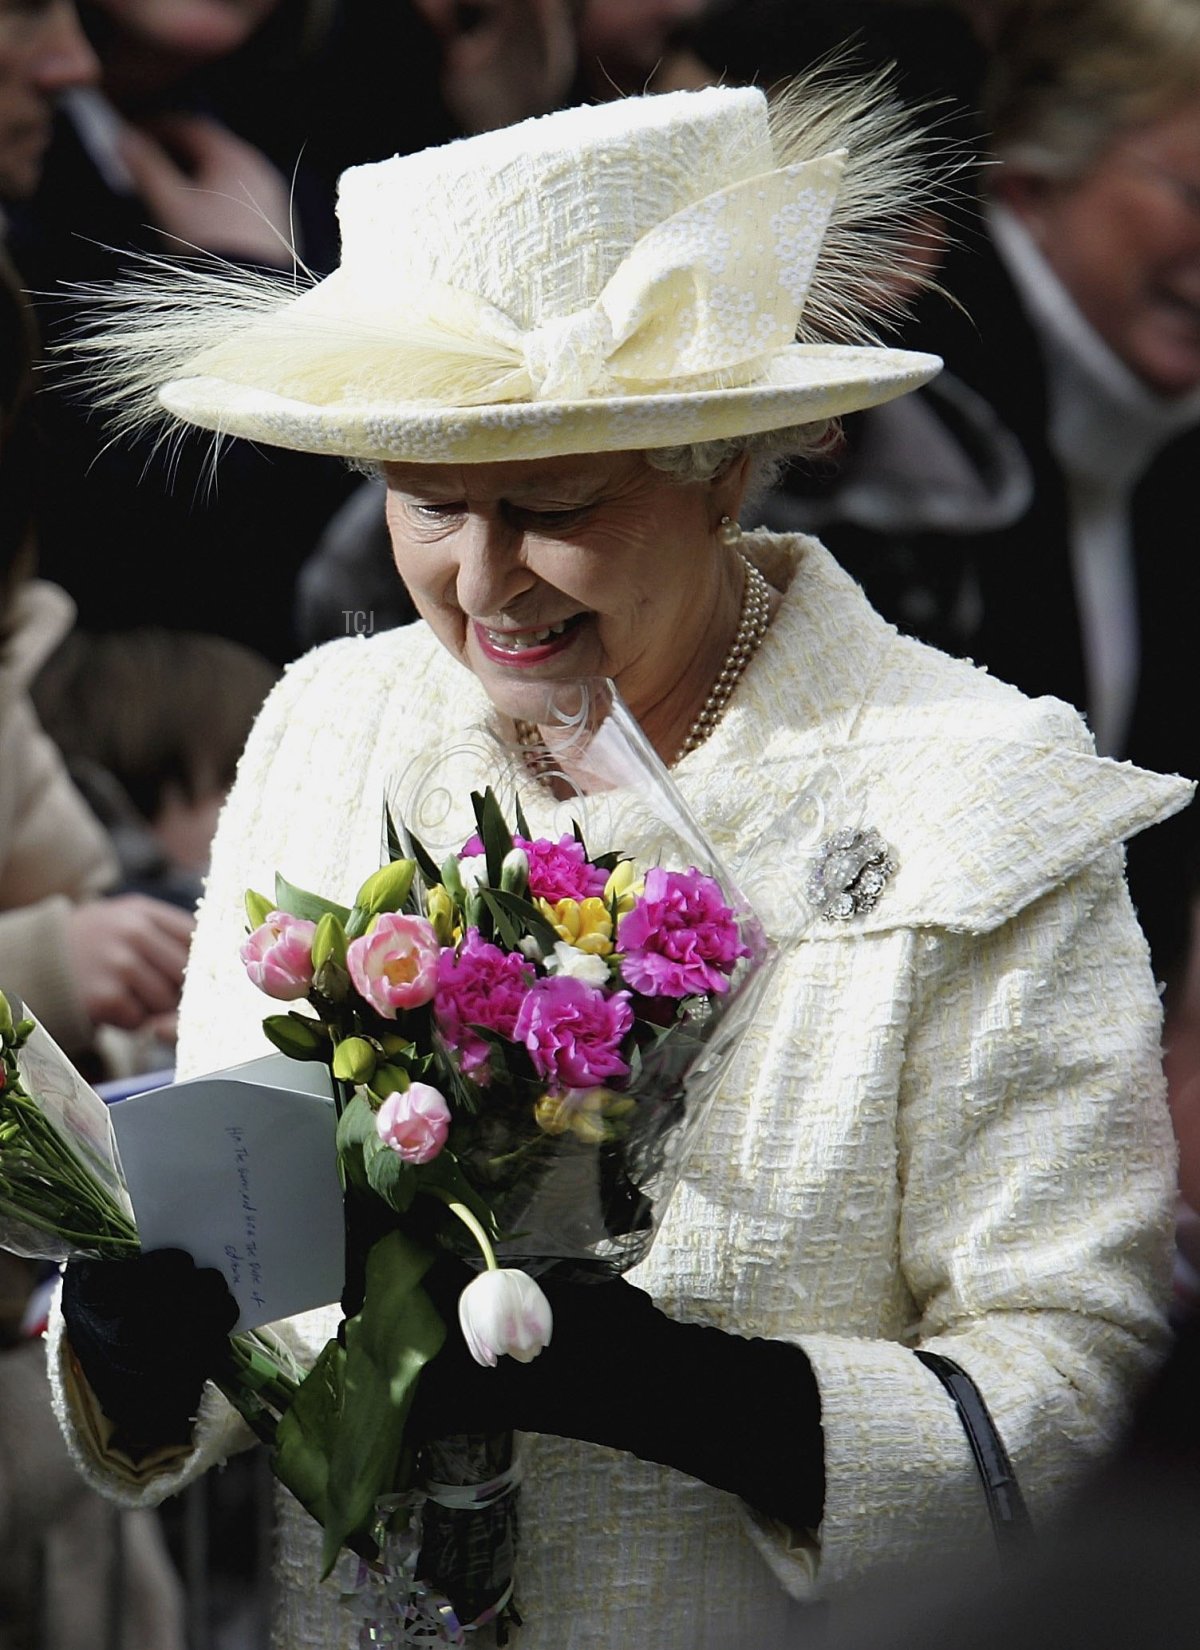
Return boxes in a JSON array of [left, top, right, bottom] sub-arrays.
[[52, 534, 1192, 1648]]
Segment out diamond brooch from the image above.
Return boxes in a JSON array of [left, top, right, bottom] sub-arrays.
[[807, 828, 897, 921]]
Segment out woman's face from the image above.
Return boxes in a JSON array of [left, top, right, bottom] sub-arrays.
[[0, 0, 98, 200], [1005, 100, 1200, 398], [383, 449, 745, 743]]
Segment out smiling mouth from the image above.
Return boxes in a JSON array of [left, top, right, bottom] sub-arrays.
[[475, 614, 586, 658]]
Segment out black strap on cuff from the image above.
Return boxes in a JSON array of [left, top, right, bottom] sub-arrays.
[[915, 1349, 1033, 1560]]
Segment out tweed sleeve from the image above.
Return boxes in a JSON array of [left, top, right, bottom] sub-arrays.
[[755, 848, 1177, 1595]]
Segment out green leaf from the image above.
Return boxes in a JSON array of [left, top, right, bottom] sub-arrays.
[[364, 1138, 417, 1214], [271, 1337, 348, 1552], [274, 874, 351, 926], [320, 1231, 446, 1575], [513, 791, 531, 840], [472, 787, 513, 889], [477, 888, 521, 950], [343, 905, 369, 942], [335, 1092, 377, 1156], [383, 804, 406, 865], [400, 821, 443, 891], [480, 887, 559, 954]]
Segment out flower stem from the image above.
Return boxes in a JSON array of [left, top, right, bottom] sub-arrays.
[[428, 1190, 497, 1271]]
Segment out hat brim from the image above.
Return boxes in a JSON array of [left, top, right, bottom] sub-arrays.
[[159, 344, 941, 464]]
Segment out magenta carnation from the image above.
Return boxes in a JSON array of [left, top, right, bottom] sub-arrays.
[[460, 832, 607, 904], [513, 975, 632, 1094], [617, 867, 748, 999], [434, 929, 532, 1083]]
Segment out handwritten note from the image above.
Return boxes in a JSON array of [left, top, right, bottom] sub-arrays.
[[110, 1054, 345, 1330]]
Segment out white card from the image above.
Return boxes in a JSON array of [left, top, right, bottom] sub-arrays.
[[110, 1054, 344, 1331]]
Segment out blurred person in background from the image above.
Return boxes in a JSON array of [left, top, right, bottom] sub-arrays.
[[574, 0, 709, 96], [0, 0, 193, 1072], [948, 0, 1200, 1246], [6, 0, 360, 661], [0, 7, 190, 1645], [687, 3, 1200, 1084], [408, 0, 578, 135], [981, 0, 1200, 1297], [32, 625, 279, 912]]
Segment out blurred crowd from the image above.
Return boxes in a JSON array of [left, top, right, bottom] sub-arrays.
[[1, 1, 1198, 1646]]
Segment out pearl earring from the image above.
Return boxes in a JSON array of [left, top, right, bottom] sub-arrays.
[[717, 515, 742, 548]]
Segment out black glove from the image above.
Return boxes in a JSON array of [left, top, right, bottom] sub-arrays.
[[61, 1247, 239, 1460], [411, 1261, 824, 1530]]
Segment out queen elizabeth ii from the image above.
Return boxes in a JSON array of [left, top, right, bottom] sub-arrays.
[[50, 78, 1192, 1648]]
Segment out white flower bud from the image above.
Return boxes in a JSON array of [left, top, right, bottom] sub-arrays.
[[500, 847, 530, 895], [458, 854, 489, 893]]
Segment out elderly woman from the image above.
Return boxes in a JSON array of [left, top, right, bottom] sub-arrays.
[[49, 80, 1191, 1647]]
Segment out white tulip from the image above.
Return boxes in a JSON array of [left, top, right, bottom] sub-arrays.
[[458, 1268, 553, 1367]]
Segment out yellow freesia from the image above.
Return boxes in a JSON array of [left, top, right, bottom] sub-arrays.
[[604, 860, 643, 915], [425, 883, 459, 945], [535, 896, 613, 955], [533, 1088, 634, 1144]]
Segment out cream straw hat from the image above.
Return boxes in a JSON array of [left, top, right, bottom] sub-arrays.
[[68, 81, 944, 464]]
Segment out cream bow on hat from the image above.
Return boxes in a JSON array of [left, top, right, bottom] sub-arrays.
[[66, 84, 943, 463]]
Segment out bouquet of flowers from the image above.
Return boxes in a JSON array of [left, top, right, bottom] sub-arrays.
[[0, 681, 774, 1648], [231, 681, 775, 1641]]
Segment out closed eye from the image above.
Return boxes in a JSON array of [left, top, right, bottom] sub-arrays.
[[409, 501, 464, 521], [511, 505, 591, 530]]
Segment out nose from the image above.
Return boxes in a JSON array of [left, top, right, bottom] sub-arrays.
[[452, 511, 535, 618], [30, 2, 101, 95]]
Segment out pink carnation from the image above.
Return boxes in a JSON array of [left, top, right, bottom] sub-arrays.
[[435, 929, 532, 1083], [618, 867, 748, 999], [460, 832, 607, 904], [347, 912, 440, 1018], [513, 975, 632, 1094], [375, 1083, 451, 1164], [240, 911, 316, 1001]]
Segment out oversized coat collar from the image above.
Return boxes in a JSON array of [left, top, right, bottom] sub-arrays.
[[675, 534, 1193, 938]]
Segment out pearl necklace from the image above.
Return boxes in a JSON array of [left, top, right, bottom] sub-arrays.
[[674, 552, 772, 764], [511, 551, 772, 766]]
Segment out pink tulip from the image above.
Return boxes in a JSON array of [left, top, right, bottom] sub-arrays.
[[240, 911, 317, 1000], [375, 1083, 451, 1164], [347, 913, 439, 1018]]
